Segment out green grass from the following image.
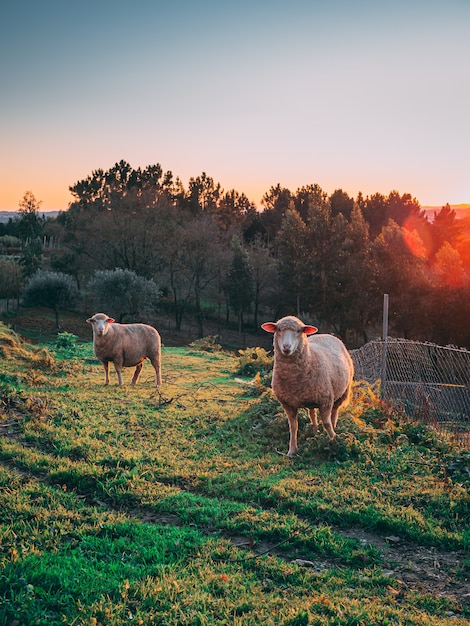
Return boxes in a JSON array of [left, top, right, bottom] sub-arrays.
[[0, 323, 469, 625]]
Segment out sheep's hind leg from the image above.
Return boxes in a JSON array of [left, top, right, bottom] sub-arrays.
[[281, 403, 299, 457], [319, 405, 336, 439], [308, 408, 318, 435], [331, 405, 339, 429], [131, 362, 144, 385], [149, 357, 162, 388]]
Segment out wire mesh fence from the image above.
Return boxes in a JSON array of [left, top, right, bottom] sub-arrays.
[[351, 338, 470, 446]]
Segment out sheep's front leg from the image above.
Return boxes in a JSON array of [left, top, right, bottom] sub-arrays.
[[102, 361, 110, 385], [281, 403, 299, 457], [308, 408, 318, 435], [113, 359, 124, 386], [131, 362, 144, 385], [319, 404, 336, 439]]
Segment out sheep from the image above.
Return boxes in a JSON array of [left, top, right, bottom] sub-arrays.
[[86, 313, 162, 387], [261, 315, 354, 456]]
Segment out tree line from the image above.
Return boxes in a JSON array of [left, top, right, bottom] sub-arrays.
[[1, 160, 469, 348]]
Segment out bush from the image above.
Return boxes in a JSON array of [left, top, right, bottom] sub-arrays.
[[87, 269, 161, 322], [21, 270, 79, 331], [189, 336, 222, 352], [236, 346, 273, 377]]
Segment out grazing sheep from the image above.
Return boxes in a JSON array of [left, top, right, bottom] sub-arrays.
[[86, 313, 162, 387], [261, 315, 354, 456]]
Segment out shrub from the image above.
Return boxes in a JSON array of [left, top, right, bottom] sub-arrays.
[[87, 269, 161, 322], [189, 336, 222, 352], [21, 270, 79, 331], [55, 332, 79, 351], [236, 346, 273, 377]]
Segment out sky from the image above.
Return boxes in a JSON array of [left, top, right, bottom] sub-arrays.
[[1, 0, 469, 212]]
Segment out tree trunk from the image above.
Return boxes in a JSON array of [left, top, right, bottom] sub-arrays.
[[54, 308, 62, 332]]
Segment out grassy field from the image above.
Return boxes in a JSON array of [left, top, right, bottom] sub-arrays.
[[0, 324, 469, 625]]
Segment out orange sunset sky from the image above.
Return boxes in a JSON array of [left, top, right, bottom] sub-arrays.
[[1, 0, 469, 212]]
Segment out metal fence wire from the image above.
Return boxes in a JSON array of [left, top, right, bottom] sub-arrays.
[[351, 338, 470, 446]]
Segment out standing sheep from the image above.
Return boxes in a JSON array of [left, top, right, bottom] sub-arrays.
[[86, 313, 162, 387], [262, 315, 354, 456]]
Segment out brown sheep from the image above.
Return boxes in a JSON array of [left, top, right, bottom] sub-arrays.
[[262, 315, 354, 456], [86, 313, 162, 387]]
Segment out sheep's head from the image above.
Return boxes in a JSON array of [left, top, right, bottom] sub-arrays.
[[261, 316, 317, 357], [86, 313, 115, 337]]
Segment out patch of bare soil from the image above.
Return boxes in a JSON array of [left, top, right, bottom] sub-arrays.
[[339, 527, 469, 606]]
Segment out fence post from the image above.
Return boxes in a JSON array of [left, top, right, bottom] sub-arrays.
[[381, 294, 389, 400]]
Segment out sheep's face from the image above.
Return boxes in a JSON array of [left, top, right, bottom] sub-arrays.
[[86, 313, 115, 337], [262, 317, 318, 357]]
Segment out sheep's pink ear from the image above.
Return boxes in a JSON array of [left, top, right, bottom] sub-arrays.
[[107, 317, 115, 324], [303, 325, 318, 335], [86, 318, 93, 324], [261, 322, 277, 333]]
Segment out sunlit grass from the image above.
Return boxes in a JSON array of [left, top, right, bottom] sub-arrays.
[[0, 323, 468, 624]]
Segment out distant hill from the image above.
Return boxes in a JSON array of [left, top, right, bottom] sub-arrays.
[[0, 211, 60, 224]]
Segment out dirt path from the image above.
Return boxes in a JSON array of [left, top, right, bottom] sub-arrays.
[[339, 527, 469, 605]]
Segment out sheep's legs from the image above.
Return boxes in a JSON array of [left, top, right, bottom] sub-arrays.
[[331, 405, 339, 429], [319, 405, 336, 439], [131, 363, 143, 385], [112, 360, 124, 386], [150, 357, 162, 388], [102, 362, 110, 385], [281, 403, 299, 457], [308, 408, 318, 434]]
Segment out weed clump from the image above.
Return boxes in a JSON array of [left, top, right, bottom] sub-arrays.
[[189, 335, 223, 352], [236, 346, 272, 378], [55, 331, 79, 351]]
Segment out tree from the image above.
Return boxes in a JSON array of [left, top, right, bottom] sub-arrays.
[[259, 184, 293, 243], [329, 189, 355, 221], [335, 207, 377, 341], [276, 207, 310, 316], [387, 191, 425, 229], [216, 190, 257, 231], [21, 270, 80, 331], [425, 243, 470, 346], [430, 205, 463, 258], [181, 215, 227, 337], [293, 184, 329, 223], [371, 221, 430, 338], [87, 269, 161, 323], [304, 201, 350, 330], [18, 238, 43, 278], [16, 191, 45, 277], [225, 237, 254, 333], [186, 172, 222, 215], [247, 236, 277, 330], [64, 162, 178, 282], [16, 191, 44, 240], [358, 192, 389, 239], [433, 242, 466, 289]]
